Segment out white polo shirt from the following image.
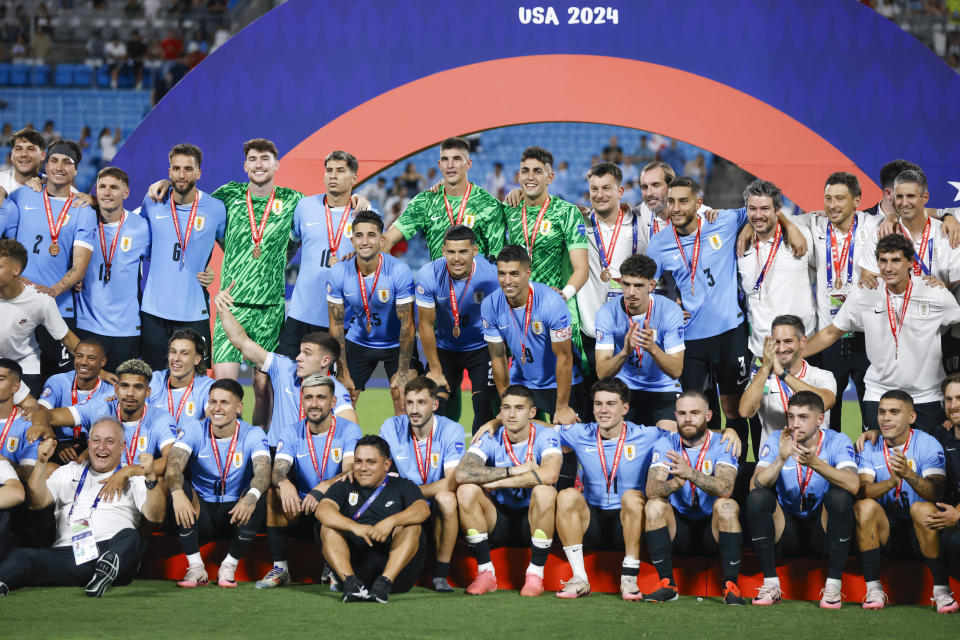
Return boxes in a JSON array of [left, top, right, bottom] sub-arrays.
[[738, 224, 816, 356], [751, 360, 838, 443], [0, 458, 17, 484], [0, 285, 69, 375], [577, 208, 642, 337], [857, 215, 960, 283], [832, 275, 960, 403], [47, 461, 146, 547]]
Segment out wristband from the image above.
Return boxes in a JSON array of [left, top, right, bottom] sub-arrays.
[[778, 370, 789, 381], [561, 284, 577, 301], [246, 487, 262, 500], [308, 489, 324, 502]]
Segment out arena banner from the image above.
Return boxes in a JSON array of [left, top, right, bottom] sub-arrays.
[[115, 0, 960, 217]]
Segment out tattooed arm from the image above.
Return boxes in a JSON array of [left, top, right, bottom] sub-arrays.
[[454, 451, 535, 486], [327, 301, 356, 400], [165, 446, 197, 527], [393, 301, 415, 389], [229, 453, 271, 526], [487, 340, 510, 396]]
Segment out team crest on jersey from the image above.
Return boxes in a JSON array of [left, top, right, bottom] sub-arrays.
[[6, 437, 18, 453], [378, 289, 390, 302], [624, 444, 636, 461], [120, 236, 133, 252], [138, 435, 148, 451], [463, 214, 476, 228], [41, 387, 52, 398], [431, 452, 440, 468], [532, 321, 544, 335], [332, 448, 342, 463], [271, 200, 283, 214], [709, 234, 722, 250], [194, 216, 205, 231], [651, 450, 659, 464], [702, 460, 713, 475], [186, 402, 195, 416], [416, 284, 425, 296], [233, 452, 243, 468], [760, 445, 770, 458], [919, 301, 930, 318], [326, 282, 333, 294], [276, 440, 284, 453], [348, 492, 359, 506], [540, 220, 552, 234], [473, 291, 484, 304]]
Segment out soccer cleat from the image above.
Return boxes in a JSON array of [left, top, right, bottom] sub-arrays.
[[177, 564, 209, 588], [369, 576, 392, 604], [341, 575, 369, 603], [255, 566, 291, 589], [933, 591, 959, 614], [722, 581, 746, 606], [862, 587, 888, 610], [520, 572, 544, 597], [556, 576, 591, 599], [432, 576, 454, 593], [644, 577, 678, 603], [819, 583, 843, 609], [217, 563, 237, 588], [84, 551, 120, 598], [466, 570, 498, 595], [619, 575, 644, 601], [752, 583, 783, 606]]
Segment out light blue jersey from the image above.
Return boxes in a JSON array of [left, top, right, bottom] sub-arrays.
[[650, 431, 738, 519], [416, 256, 500, 352], [148, 370, 214, 425], [467, 424, 562, 509], [0, 411, 40, 467], [274, 416, 362, 498], [172, 419, 270, 503], [39, 371, 115, 440], [70, 399, 181, 466], [857, 429, 946, 519], [379, 414, 465, 486]]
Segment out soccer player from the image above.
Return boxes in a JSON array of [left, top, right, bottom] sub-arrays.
[[317, 435, 430, 603], [740, 315, 837, 446], [215, 286, 357, 437], [0, 457, 24, 560], [38, 338, 115, 462], [416, 225, 500, 431], [482, 244, 582, 424], [926, 374, 960, 563], [139, 143, 225, 372], [280, 150, 367, 358], [455, 385, 563, 596], [166, 379, 271, 588], [0, 129, 46, 196], [595, 254, 684, 430], [327, 211, 416, 412], [256, 374, 361, 589], [0, 359, 40, 476], [747, 391, 858, 608], [805, 234, 960, 430], [148, 329, 215, 426], [804, 172, 873, 432], [382, 136, 505, 261], [636, 161, 677, 241], [554, 378, 666, 600], [4, 140, 95, 379], [379, 376, 464, 592], [737, 180, 815, 357], [75, 167, 150, 370], [643, 390, 743, 604], [0, 239, 80, 396], [853, 390, 955, 612]]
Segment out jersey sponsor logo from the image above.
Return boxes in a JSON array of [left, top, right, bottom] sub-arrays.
[[41, 387, 52, 398], [532, 321, 544, 335], [709, 234, 722, 250], [919, 300, 930, 318], [6, 437, 18, 452], [554, 326, 572, 340], [760, 445, 770, 458], [194, 216, 205, 231], [120, 236, 133, 252], [454, 441, 464, 453], [272, 200, 283, 214], [702, 459, 713, 475], [540, 220, 552, 234], [463, 214, 476, 227], [377, 289, 390, 303], [138, 435, 148, 451], [431, 452, 440, 468], [348, 491, 359, 506], [332, 447, 342, 463], [624, 444, 636, 461], [546, 437, 559, 449], [233, 452, 243, 468], [416, 284, 426, 295]]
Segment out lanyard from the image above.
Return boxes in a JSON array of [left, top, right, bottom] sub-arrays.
[[672, 219, 702, 295], [591, 209, 624, 279], [597, 424, 628, 493], [882, 429, 913, 501], [679, 431, 712, 506], [442, 183, 473, 226], [97, 212, 125, 282], [885, 281, 913, 359], [169, 192, 200, 266], [352, 476, 388, 520], [651, 215, 669, 236], [0, 407, 18, 449], [753, 224, 782, 293], [119, 405, 147, 466], [900, 219, 932, 276], [246, 187, 276, 258], [795, 430, 824, 501], [210, 420, 241, 488], [503, 424, 536, 465], [774, 361, 807, 415], [448, 261, 475, 338], [306, 416, 337, 481], [167, 376, 194, 423], [412, 423, 434, 484], [520, 196, 551, 256], [67, 463, 121, 520], [826, 216, 857, 290], [356, 255, 384, 334], [627, 296, 655, 367], [297, 382, 305, 420], [325, 196, 351, 255], [508, 287, 535, 366], [42, 189, 75, 255], [71, 376, 100, 405]]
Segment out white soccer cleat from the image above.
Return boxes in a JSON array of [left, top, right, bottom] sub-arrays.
[[217, 563, 238, 588], [177, 564, 209, 588], [932, 591, 959, 614], [752, 583, 782, 606], [556, 576, 591, 599], [862, 587, 887, 610], [255, 566, 291, 589], [819, 583, 843, 609]]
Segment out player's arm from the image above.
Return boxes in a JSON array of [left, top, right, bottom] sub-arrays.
[[785, 375, 836, 411], [858, 472, 898, 500], [739, 369, 771, 419], [60, 330, 80, 357], [594, 324, 632, 379], [807, 459, 858, 495], [751, 432, 793, 489], [213, 282, 268, 369], [483, 452, 562, 489], [316, 497, 369, 534], [777, 211, 808, 257], [417, 304, 447, 390], [684, 461, 736, 499], [26, 438, 56, 510], [394, 301, 415, 384], [48, 245, 92, 298], [164, 445, 197, 527], [645, 463, 682, 499], [229, 452, 270, 526], [327, 301, 353, 386], [380, 226, 405, 254], [802, 324, 845, 359], [639, 330, 683, 380], [454, 451, 532, 486], [0, 475, 24, 509], [98, 455, 148, 503], [902, 466, 944, 503], [564, 247, 589, 298], [419, 473, 457, 499], [486, 340, 510, 396], [551, 337, 575, 423]]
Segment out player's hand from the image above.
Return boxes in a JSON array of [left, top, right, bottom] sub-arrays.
[[858, 269, 879, 290], [36, 437, 57, 463], [792, 442, 819, 467], [98, 466, 131, 503], [57, 443, 79, 463], [620, 321, 640, 356], [855, 429, 879, 453], [279, 480, 301, 518], [72, 280, 83, 293], [72, 193, 95, 208], [809, 209, 826, 218], [941, 213, 960, 249], [878, 214, 898, 239], [553, 405, 579, 426], [425, 368, 449, 393], [197, 267, 215, 287], [228, 492, 258, 526], [25, 176, 43, 192], [470, 419, 498, 446], [663, 449, 693, 480], [636, 320, 657, 354], [703, 208, 720, 223], [350, 194, 371, 212], [215, 281, 236, 312], [503, 188, 522, 208], [99, 370, 118, 386], [761, 336, 780, 376], [369, 518, 394, 543], [922, 503, 960, 530], [720, 427, 742, 458], [300, 491, 322, 515], [148, 179, 171, 202], [783, 221, 808, 258], [777, 427, 796, 461], [428, 181, 443, 195], [736, 223, 755, 258], [352, 522, 375, 546], [389, 370, 409, 402], [922, 275, 947, 289], [171, 490, 198, 528], [340, 373, 358, 405], [26, 423, 56, 443], [888, 451, 910, 479], [31, 282, 56, 298]]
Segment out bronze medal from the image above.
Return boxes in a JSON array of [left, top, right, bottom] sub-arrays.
[[253, 245, 261, 259], [452, 325, 461, 338], [328, 255, 339, 267], [600, 268, 611, 283], [48, 243, 60, 256], [366, 321, 373, 334]]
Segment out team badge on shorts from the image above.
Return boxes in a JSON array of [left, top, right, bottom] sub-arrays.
[[378, 289, 390, 303], [702, 460, 713, 475], [919, 300, 930, 318], [332, 447, 342, 463], [6, 437, 18, 453], [194, 216, 205, 231], [233, 452, 243, 468], [624, 444, 635, 461], [138, 435, 149, 451], [463, 214, 476, 227], [532, 321, 544, 335], [431, 452, 440, 468], [349, 492, 359, 506], [120, 236, 133, 252], [473, 291, 484, 304], [540, 220, 552, 234], [709, 234, 722, 250]]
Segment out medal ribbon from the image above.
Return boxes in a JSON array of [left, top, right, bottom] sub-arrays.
[[352, 476, 388, 520], [503, 423, 536, 465], [71, 376, 101, 405], [245, 187, 276, 252], [507, 287, 535, 367], [882, 429, 913, 502], [356, 254, 384, 332], [672, 218, 702, 295], [169, 192, 200, 265], [442, 183, 473, 226], [448, 261, 475, 335], [900, 218, 932, 276], [795, 429, 824, 502], [167, 376, 195, 423], [628, 296, 655, 367], [209, 420, 241, 490], [42, 189, 75, 250], [753, 223, 782, 293], [325, 196, 351, 254], [0, 408, 18, 450], [775, 361, 808, 416], [591, 209, 624, 273], [68, 463, 121, 520], [520, 196, 551, 256], [885, 280, 914, 358], [306, 416, 337, 481], [826, 216, 857, 289], [679, 430, 711, 506], [597, 423, 628, 493], [97, 211, 125, 280], [412, 423, 434, 484], [119, 404, 147, 466]]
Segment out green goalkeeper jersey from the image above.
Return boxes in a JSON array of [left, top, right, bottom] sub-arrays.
[[503, 195, 588, 290]]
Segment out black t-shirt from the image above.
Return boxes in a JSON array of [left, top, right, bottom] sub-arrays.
[[929, 426, 960, 504], [324, 475, 424, 526]]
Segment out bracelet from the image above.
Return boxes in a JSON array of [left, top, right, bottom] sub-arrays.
[[561, 284, 577, 301], [531, 470, 542, 485], [246, 487, 262, 500], [308, 489, 324, 502]]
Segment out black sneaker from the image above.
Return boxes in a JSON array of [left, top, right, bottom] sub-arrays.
[[644, 577, 679, 603], [432, 576, 454, 593], [369, 575, 392, 604], [341, 575, 369, 603], [722, 581, 746, 606], [85, 551, 120, 598]]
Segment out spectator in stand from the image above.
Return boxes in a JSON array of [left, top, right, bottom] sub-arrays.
[[186, 31, 208, 56], [126, 30, 147, 89], [33, 3, 51, 31], [211, 27, 230, 52], [484, 162, 506, 198], [0, 124, 12, 149], [634, 135, 654, 165], [399, 162, 425, 198], [160, 29, 184, 68], [123, 0, 145, 18], [29, 27, 53, 61], [876, 0, 901, 19], [86, 30, 105, 59], [97, 127, 121, 165], [621, 158, 639, 185], [105, 35, 127, 89], [361, 176, 388, 212], [684, 153, 707, 185], [40, 121, 60, 147], [621, 179, 640, 206], [77, 126, 92, 153], [143, 0, 162, 17], [10, 35, 27, 60], [660, 139, 686, 174], [554, 160, 572, 200], [602, 135, 623, 164]]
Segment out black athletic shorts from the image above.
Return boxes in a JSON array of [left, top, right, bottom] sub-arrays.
[[776, 508, 827, 557], [436, 345, 493, 395], [672, 508, 718, 555], [341, 527, 427, 593], [344, 340, 423, 391], [488, 502, 531, 548], [583, 504, 623, 551], [626, 389, 679, 426], [680, 323, 750, 396], [277, 316, 327, 361], [139, 311, 211, 373]]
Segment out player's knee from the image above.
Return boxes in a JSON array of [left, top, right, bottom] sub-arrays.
[[557, 487, 583, 511], [853, 498, 880, 523], [621, 490, 645, 513], [434, 491, 458, 517], [456, 483, 481, 505], [713, 498, 740, 525], [530, 484, 558, 508], [823, 487, 853, 512], [644, 497, 668, 521], [909, 500, 936, 521]]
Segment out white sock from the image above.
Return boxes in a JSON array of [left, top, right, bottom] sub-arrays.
[[186, 553, 203, 567], [477, 561, 495, 575], [274, 560, 288, 571], [825, 578, 842, 590], [933, 584, 951, 597], [763, 576, 780, 588], [525, 563, 544, 578], [465, 532, 488, 544], [563, 544, 588, 582], [221, 553, 239, 568], [865, 580, 883, 592], [622, 555, 641, 569]]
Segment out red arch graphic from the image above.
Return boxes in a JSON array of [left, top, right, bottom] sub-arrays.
[[275, 54, 880, 211]]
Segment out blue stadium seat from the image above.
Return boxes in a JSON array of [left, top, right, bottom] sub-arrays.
[[117, 68, 135, 89], [54, 64, 74, 87], [10, 64, 30, 86], [96, 65, 111, 88], [31, 64, 52, 87], [0, 63, 10, 85], [73, 64, 93, 87]]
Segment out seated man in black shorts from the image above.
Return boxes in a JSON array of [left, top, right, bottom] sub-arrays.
[[316, 435, 430, 603]]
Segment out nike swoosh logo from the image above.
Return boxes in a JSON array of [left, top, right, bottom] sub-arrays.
[[25, 206, 37, 210], [839, 537, 850, 542], [385, 501, 395, 507], [729, 560, 740, 566], [285, 388, 295, 395], [306, 221, 320, 226], [198, 453, 212, 458], [584, 447, 597, 453], [874, 310, 884, 314], [652, 559, 663, 564], [751, 536, 766, 542], [947, 448, 956, 452], [395, 455, 409, 460], [155, 215, 169, 219], [297, 453, 309, 458]]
